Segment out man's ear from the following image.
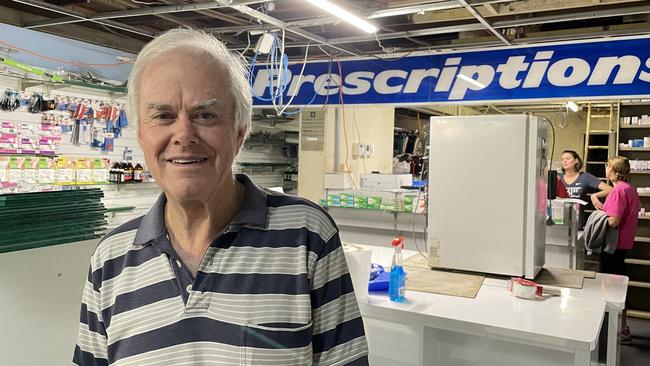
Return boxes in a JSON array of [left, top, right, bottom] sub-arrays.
[[236, 127, 247, 153]]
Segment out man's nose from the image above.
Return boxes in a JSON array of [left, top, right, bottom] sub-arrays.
[[172, 114, 199, 146]]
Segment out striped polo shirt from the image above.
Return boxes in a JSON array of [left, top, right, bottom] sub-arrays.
[[73, 174, 368, 365]]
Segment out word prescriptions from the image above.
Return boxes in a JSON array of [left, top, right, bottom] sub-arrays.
[[251, 37, 650, 105]]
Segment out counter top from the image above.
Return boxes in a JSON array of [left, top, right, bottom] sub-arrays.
[[356, 244, 626, 352], [362, 283, 605, 351]]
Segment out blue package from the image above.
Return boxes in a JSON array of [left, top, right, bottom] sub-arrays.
[[369, 271, 390, 292], [368, 263, 390, 292]]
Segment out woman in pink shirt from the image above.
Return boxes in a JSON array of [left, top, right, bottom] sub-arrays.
[[603, 156, 640, 343]]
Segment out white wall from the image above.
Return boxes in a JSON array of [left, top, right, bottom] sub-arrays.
[[298, 105, 395, 203], [0, 240, 98, 365]]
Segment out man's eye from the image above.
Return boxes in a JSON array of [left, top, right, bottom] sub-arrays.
[[153, 113, 174, 120], [195, 112, 217, 120]]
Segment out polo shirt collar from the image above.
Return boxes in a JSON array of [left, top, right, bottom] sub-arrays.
[[133, 173, 268, 246]]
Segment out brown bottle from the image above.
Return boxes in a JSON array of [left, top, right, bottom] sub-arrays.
[[133, 163, 144, 182], [122, 162, 133, 182]]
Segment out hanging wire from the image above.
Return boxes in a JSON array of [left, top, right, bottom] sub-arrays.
[[374, 33, 388, 53], [554, 104, 570, 129]]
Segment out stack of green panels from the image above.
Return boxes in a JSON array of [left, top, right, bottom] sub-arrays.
[[0, 189, 107, 253]]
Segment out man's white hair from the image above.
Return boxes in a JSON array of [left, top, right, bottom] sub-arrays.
[[126, 28, 252, 141]]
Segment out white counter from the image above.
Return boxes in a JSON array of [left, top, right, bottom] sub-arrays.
[[359, 245, 627, 366]]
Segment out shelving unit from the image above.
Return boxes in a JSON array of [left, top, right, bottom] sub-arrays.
[[239, 115, 299, 194], [617, 101, 650, 318]]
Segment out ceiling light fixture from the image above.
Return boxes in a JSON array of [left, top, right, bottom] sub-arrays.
[[567, 101, 579, 112], [305, 0, 378, 33]]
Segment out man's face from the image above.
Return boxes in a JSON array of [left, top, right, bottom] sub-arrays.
[[136, 50, 244, 202]]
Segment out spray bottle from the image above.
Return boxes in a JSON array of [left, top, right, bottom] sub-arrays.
[[389, 237, 406, 302]]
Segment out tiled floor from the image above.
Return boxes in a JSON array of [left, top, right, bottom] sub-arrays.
[[620, 318, 650, 365]]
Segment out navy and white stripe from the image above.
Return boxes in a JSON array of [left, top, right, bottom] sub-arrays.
[[73, 174, 368, 365]]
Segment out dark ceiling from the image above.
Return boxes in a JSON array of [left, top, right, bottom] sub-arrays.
[[0, 0, 648, 60]]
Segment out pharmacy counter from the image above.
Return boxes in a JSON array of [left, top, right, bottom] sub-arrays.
[[360, 246, 627, 366]]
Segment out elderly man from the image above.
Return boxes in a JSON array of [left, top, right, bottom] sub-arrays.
[[73, 28, 368, 365]]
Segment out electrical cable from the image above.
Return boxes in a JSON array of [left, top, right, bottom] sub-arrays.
[[337, 59, 357, 189], [371, 50, 416, 62], [279, 42, 310, 115], [352, 108, 366, 174], [374, 33, 388, 53], [240, 31, 252, 56], [412, 188, 427, 260], [545, 116, 556, 167], [280, 56, 332, 116]]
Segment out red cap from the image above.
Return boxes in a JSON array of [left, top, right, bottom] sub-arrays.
[[391, 237, 405, 249]]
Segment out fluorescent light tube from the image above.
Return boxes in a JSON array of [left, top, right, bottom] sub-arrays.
[[567, 101, 579, 112], [305, 0, 378, 33]]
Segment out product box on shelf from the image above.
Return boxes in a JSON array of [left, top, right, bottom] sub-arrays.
[[56, 157, 76, 184], [0, 156, 8, 182], [1, 122, 18, 134], [37, 157, 56, 183], [76, 158, 93, 184], [22, 157, 38, 184], [367, 196, 382, 209], [92, 158, 110, 183], [8, 156, 24, 183], [354, 195, 368, 209]]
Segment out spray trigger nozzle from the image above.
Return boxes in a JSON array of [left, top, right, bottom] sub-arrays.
[[391, 237, 405, 249]]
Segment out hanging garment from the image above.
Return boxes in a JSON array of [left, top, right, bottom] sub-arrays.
[[584, 210, 619, 255]]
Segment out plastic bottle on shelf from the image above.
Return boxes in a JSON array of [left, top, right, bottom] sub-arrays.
[[389, 237, 407, 302]]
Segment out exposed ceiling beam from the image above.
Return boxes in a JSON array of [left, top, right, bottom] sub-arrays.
[[482, 3, 499, 16], [205, 17, 339, 34], [229, 12, 650, 57], [216, 1, 362, 56], [411, 0, 645, 25], [261, 3, 650, 48], [329, 24, 486, 44], [491, 4, 650, 28], [0, 5, 145, 53], [11, 0, 157, 37], [23, 0, 266, 28], [457, 0, 511, 45], [367, 0, 502, 19]]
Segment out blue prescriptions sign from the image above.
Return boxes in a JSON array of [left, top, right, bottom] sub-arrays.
[[250, 37, 650, 106]]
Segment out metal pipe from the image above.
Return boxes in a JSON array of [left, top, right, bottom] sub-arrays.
[[457, 0, 511, 46], [216, 0, 361, 56], [23, 0, 267, 28], [334, 107, 340, 173], [205, 17, 338, 34], [229, 3, 650, 50], [12, 0, 156, 37]]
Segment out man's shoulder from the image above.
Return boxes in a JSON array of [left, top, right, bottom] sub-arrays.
[[91, 216, 144, 265], [100, 216, 144, 244], [266, 191, 333, 219], [264, 191, 338, 240]]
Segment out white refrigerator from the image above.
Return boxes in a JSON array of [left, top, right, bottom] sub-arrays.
[[427, 115, 548, 278]]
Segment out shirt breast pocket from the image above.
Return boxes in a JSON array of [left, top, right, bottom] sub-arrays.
[[240, 322, 313, 365]]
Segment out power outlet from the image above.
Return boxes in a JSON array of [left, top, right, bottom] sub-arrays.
[[365, 144, 374, 158], [352, 143, 365, 159]]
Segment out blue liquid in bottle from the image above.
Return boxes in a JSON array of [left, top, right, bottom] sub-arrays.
[[389, 241, 406, 302], [389, 265, 406, 302]]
